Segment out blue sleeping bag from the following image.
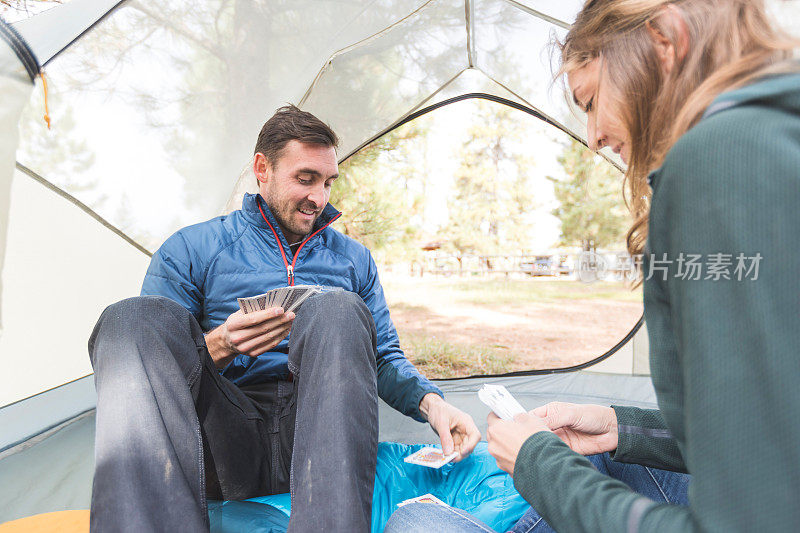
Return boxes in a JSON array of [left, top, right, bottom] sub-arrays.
[[208, 442, 529, 533]]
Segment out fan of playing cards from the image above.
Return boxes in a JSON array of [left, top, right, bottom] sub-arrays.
[[478, 384, 526, 421], [237, 285, 327, 314]]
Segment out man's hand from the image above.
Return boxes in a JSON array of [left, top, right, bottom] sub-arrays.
[[419, 393, 481, 462], [532, 402, 618, 456], [486, 411, 550, 475], [204, 307, 295, 368]]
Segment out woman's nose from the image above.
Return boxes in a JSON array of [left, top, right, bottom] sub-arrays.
[[587, 118, 606, 152]]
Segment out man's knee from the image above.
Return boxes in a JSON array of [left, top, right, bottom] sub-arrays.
[[89, 296, 199, 364], [296, 290, 374, 333], [290, 291, 378, 373]]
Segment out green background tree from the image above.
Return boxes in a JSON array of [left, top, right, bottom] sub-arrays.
[[550, 139, 627, 251], [446, 101, 533, 264]]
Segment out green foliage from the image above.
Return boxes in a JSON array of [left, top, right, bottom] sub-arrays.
[[446, 101, 533, 257], [550, 140, 628, 250], [331, 122, 428, 261]]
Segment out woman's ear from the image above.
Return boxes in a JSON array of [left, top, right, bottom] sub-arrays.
[[253, 152, 270, 184], [646, 4, 690, 77]]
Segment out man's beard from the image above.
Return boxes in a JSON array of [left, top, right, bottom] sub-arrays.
[[265, 193, 318, 240]]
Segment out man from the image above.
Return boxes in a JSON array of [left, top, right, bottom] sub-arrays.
[[88, 105, 480, 532]]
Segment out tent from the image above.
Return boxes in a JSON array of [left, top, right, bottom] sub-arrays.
[[0, 0, 797, 528]]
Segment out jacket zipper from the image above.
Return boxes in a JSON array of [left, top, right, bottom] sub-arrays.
[[257, 202, 341, 286], [288, 213, 341, 285]]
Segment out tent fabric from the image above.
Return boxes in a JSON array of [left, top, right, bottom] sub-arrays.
[[12, 0, 124, 66], [0, 19, 35, 336], [0, 168, 149, 407], [12, 0, 588, 258], [209, 442, 529, 533]]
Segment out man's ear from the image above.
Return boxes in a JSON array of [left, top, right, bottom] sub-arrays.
[[253, 152, 270, 184], [646, 4, 689, 77]]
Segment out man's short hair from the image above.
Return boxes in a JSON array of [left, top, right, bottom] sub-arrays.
[[254, 105, 339, 167]]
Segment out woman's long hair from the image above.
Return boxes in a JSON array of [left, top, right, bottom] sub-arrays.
[[557, 0, 798, 259]]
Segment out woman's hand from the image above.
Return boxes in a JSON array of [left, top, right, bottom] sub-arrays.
[[533, 402, 618, 455], [486, 411, 551, 475]]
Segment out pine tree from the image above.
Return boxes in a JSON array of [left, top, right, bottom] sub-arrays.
[[446, 101, 533, 264], [549, 139, 627, 251]]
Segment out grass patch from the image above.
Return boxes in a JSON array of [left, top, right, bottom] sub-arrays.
[[387, 278, 642, 307], [399, 330, 516, 378]]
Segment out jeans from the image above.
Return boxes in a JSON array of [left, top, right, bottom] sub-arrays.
[[89, 291, 379, 532], [383, 452, 690, 533]]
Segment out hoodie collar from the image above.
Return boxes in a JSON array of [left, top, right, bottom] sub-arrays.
[[702, 69, 800, 121], [649, 69, 800, 189], [241, 193, 340, 248]]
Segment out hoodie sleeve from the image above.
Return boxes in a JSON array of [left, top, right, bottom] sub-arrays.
[[357, 250, 443, 422]]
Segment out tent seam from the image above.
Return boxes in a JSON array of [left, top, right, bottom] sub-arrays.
[[498, 0, 571, 30], [298, 0, 437, 108], [15, 162, 152, 256], [338, 67, 467, 163], [37, 0, 130, 67]]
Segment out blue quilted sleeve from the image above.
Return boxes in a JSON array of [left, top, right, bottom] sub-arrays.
[[141, 231, 204, 323], [357, 251, 443, 422]]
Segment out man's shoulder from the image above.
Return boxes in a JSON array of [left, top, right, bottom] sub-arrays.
[[319, 224, 372, 264], [158, 210, 249, 262]]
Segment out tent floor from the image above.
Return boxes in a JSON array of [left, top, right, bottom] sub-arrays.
[[0, 372, 656, 524]]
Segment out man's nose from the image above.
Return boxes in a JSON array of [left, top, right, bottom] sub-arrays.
[[307, 183, 327, 207]]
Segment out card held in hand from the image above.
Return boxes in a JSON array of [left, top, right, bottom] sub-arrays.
[[403, 446, 458, 469], [237, 285, 323, 314], [478, 384, 526, 421]]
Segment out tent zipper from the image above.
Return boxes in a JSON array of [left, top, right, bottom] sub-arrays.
[[0, 18, 40, 82]]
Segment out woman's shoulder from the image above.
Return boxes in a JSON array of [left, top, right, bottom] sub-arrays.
[[666, 71, 800, 170], [659, 97, 800, 193]]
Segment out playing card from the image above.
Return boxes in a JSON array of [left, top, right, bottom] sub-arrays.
[[478, 384, 526, 421], [238, 285, 324, 314], [285, 286, 315, 312], [397, 493, 448, 507], [403, 447, 458, 469]]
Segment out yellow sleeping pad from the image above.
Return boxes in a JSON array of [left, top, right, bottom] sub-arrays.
[[0, 510, 89, 532]]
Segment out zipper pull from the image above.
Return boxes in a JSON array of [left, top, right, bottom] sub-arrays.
[[286, 264, 294, 286]]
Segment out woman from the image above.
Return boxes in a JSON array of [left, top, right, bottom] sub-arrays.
[[386, 0, 800, 531]]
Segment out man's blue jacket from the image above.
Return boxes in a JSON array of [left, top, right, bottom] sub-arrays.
[[141, 192, 441, 421]]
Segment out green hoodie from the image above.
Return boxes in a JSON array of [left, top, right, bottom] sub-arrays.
[[512, 71, 800, 532]]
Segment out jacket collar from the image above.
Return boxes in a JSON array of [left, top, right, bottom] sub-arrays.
[[241, 193, 341, 247]]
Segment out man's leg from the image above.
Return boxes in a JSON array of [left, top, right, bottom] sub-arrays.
[[384, 502, 497, 533], [89, 296, 272, 532], [283, 291, 379, 533]]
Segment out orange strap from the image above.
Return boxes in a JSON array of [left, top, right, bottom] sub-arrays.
[[40, 71, 51, 129]]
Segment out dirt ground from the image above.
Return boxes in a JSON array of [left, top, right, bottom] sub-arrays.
[[383, 275, 643, 373]]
